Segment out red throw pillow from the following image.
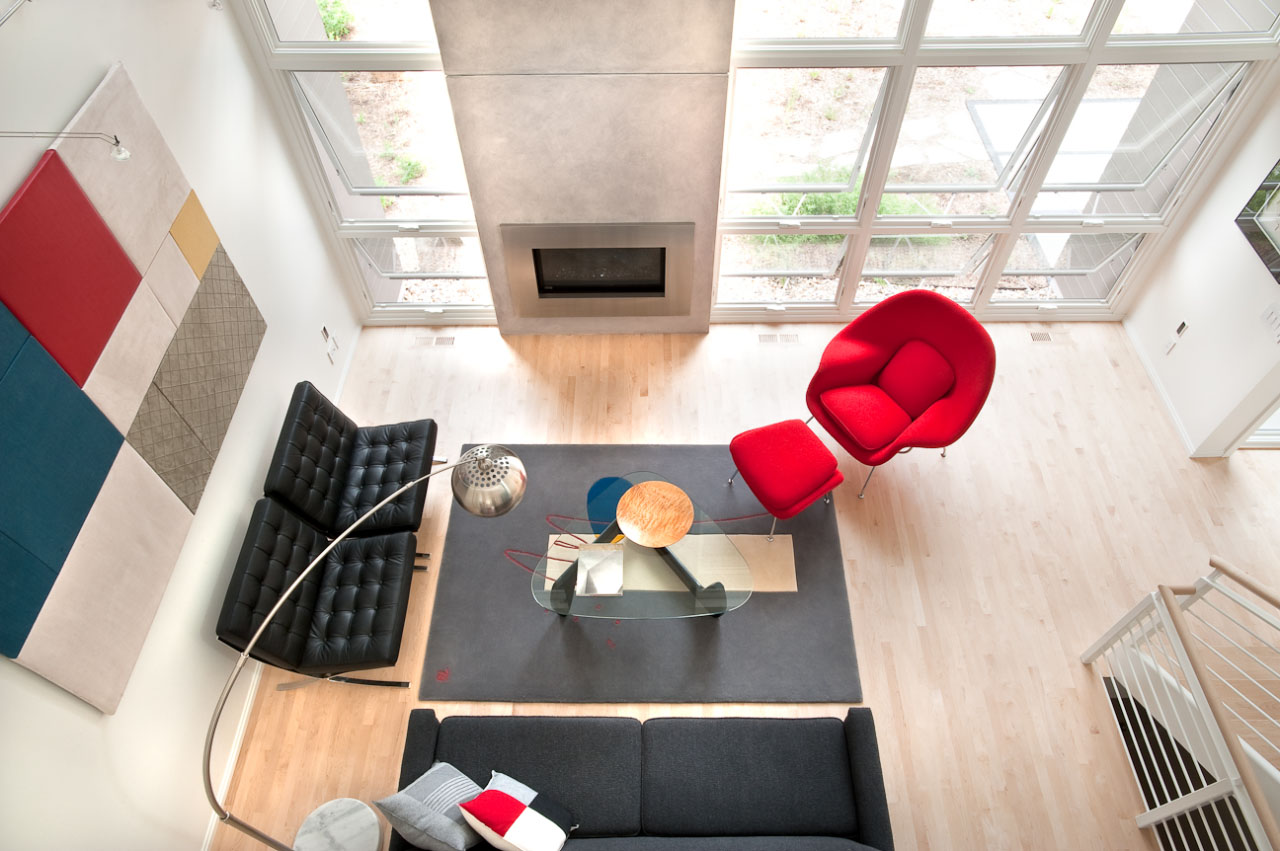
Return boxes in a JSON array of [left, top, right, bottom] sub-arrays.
[[459, 789, 573, 851]]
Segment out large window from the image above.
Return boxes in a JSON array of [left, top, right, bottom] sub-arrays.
[[720, 0, 1279, 318], [237, 0, 1277, 322], [243, 0, 491, 315]]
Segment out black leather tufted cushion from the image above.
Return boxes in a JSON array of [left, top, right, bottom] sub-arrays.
[[264, 382, 358, 533], [216, 498, 415, 675], [264, 381, 437, 537], [336, 418, 437, 534]]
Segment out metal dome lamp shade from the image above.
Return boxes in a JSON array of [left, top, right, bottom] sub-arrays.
[[203, 444, 525, 851]]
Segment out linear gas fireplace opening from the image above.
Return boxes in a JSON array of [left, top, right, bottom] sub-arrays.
[[533, 246, 666, 298], [500, 222, 694, 321]]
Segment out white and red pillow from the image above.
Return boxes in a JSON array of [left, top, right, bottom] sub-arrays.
[[458, 777, 573, 851]]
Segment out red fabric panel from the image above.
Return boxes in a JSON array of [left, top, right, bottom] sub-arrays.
[[460, 790, 525, 836], [730, 419, 842, 518], [819, 385, 911, 453], [876, 339, 955, 419], [0, 150, 141, 386]]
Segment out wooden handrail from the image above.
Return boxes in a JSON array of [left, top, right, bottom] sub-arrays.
[[1159, 582, 1280, 851], [1209, 555, 1280, 611]]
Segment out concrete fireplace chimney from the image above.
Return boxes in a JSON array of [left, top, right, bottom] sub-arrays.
[[429, 0, 734, 333]]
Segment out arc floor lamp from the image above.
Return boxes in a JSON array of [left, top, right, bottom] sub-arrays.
[[202, 444, 527, 851]]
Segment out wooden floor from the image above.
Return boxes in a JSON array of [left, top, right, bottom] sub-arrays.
[[213, 322, 1280, 851]]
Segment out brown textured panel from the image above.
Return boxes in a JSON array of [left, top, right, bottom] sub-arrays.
[[126, 384, 214, 511], [152, 244, 267, 457]]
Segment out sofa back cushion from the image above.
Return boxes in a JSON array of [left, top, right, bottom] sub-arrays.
[[641, 717, 858, 838], [433, 716, 643, 837]]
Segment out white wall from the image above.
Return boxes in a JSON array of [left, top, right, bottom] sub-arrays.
[[0, 2, 363, 848], [1125, 60, 1280, 457]]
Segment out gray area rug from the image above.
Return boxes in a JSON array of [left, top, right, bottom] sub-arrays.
[[419, 444, 860, 703]]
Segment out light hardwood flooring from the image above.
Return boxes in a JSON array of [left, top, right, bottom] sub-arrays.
[[213, 322, 1280, 851]]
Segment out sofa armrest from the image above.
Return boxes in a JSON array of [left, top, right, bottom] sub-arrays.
[[845, 708, 894, 850], [397, 708, 440, 790]]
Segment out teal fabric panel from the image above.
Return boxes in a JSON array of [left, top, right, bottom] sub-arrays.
[[0, 531, 57, 658], [0, 336, 121, 569], [0, 301, 28, 379]]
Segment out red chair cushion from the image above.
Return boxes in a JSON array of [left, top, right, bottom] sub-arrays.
[[819, 385, 912, 452], [729, 419, 842, 518], [875, 339, 955, 419]]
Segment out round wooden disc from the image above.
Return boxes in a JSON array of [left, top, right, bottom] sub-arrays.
[[615, 481, 695, 548]]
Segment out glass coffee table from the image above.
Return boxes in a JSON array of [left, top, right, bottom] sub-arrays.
[[531, 472, 753, 619]]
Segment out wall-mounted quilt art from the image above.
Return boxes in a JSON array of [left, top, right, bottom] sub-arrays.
[[0, 63, 266, 714]]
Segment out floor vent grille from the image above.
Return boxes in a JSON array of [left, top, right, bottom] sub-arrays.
[[758, 334, 778, 343], [1031, 331, 1053, 342], [434, 336, 455, 346], [779, 334, 800, 343]]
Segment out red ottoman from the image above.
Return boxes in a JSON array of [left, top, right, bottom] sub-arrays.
[[729, 419, 843, 539]]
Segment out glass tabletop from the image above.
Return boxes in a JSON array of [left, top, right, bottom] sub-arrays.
[[530, 472, 753, 619]]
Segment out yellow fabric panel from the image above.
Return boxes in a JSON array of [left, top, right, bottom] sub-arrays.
[[168, 191, 219, 279]]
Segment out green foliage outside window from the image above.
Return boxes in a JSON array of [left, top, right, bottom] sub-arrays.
[[318, 0, 353, 40], [747, 165, 940, 244]]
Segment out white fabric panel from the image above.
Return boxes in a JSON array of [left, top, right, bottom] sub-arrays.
[[51, 63, 190, 273], [16, 443, 193, 713]]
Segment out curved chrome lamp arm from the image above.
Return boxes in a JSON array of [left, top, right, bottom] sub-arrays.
[[201, 457, 475, 851]]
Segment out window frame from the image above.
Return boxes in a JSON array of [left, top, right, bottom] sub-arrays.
[[716, 0, 1280, 323], [231, 0, 497, 322]]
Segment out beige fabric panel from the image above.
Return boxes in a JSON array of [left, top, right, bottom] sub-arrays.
[[144, 234, 202, 328], [16, 443, 193, 714], [50, 63, 190, 273], [82, 280, 177, 433]]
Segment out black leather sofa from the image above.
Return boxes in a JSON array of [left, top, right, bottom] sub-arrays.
[[391, 709, 894, 851], [214, 380, 437, 679]]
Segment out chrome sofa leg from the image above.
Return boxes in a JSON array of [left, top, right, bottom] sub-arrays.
[[767, 515, 777, 542], [727, 466, 739, 485]]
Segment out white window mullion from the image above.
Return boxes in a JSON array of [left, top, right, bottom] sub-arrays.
[[972, 0, 1130, 316], [837, 0, 933, 313]]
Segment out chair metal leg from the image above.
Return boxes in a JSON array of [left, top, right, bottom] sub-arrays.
[[858, 466, 876, 499], [804, 414, 815, 425], [276, 677, 319, 692], [767, 515, 777, 542], [942, 445, 948, 458], [329, 675, 410, 688], [278, 673, 409, 690], [824, 492, 831, 504], [727, 466, 740, 485]]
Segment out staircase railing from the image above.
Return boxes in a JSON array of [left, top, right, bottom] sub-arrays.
[[1082, 556, 1280, 851]]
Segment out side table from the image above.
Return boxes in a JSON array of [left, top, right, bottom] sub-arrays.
[[294, 797, 382, 851]]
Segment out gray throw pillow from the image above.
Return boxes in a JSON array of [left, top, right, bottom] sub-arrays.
[[375, 761, 483, 851]]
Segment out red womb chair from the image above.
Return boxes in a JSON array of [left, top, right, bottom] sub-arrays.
[[806, 289, 996, 497]]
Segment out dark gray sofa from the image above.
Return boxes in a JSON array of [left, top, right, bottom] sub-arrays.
[[389, 709, 893, 851]]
